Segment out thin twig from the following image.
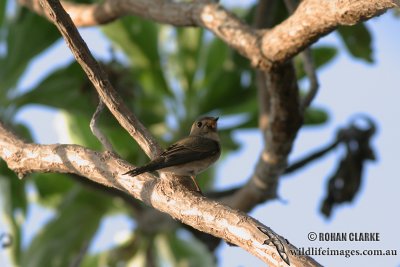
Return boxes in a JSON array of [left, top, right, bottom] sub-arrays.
[[285, 139, 340, 174], [300, 48, 319, 109], [89, 99, 115, 152], [283, 0, 319, 110]]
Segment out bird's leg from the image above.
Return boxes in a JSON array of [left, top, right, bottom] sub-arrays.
[[190, 176, 203, 194]]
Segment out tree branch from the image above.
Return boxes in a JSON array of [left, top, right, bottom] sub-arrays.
[[19, 0, 399, 70], [283, 0, 320, 110], [0, 121, 321, 266], [89, 99, 115, 152], [38, 0, 162, 159], [224, 62, 303, 211], [299, 48, 319, 110]]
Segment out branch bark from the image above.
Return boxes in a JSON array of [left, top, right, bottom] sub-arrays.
[[19, 0, 399, 70], [224, 62, 303, 211], [0, 121, 321, 267]]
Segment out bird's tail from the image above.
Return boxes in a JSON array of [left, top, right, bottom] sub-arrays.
[[123, 160, 163, 177], [123, 166, 151, 177]]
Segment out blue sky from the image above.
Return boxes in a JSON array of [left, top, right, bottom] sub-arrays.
[[1, 2, 400, 267]]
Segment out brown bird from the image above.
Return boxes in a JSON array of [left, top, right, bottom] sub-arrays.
[[123, 117, 221, 192]]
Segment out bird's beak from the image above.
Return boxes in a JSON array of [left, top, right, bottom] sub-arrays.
[[208, 117, 218, 130]]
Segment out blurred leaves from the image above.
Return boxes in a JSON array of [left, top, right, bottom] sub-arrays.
[[321, 116, 377, 217], [337, 23, 373, 63], [21, 187, 111, 267], [295, 46, 338, 80], [304, 107, 329, 125], [0, 7, 59, 94], [12, 62, 95, 114], [155, 233, 215, 267], [0, 161, 26, 265], [0, 0, 6, 27], [101, 16, 170, 97]]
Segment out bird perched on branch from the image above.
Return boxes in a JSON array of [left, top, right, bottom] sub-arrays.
[[123, 117, 221, 192]]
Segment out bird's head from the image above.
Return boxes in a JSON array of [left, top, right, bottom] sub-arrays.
[[190, 117, 219, 140]]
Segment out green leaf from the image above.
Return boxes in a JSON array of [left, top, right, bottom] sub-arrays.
[[200, 70, 255, 115], [81, 232, 143, 267], [0, 161, 27, 216], [33, 173, 74, 207], [13, 62, 95, 115], [155, 233, 215, 267], [21, 188, 110, 267], [202, 37, 229, 81], [0, 8, 60, 93], [337, 23, 373, 63], [174, 28, 204, 91], [0, 0, 7, 27], [295, 46, 338, 80], [101, 17, 170, 96], [304, 107, 329, 125], [0, 161, 26, 265]]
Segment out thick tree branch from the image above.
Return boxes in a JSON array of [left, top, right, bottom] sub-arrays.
[[38, 0, 162, 159], [283, 0, 319, 110], [224, 62, 303, 211], [0, 121, 321, 266], [19, 0, 399, 70]]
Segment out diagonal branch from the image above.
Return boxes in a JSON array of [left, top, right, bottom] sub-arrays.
[[19, 0, 399, 70], [38, 0, 162, 159], [0, 121, 321, 266]]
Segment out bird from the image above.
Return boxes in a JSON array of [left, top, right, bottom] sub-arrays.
[[123, 116, 221, 192]]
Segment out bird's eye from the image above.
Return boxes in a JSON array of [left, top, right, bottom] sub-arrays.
[[196, 121, 202, 128]]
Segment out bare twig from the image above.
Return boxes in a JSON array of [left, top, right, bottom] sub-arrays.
[[0, 121, 321, 266], [89, 99, 115, 152], [285, 140, 340, 174], [18, 0, 398, 70], [38, 0, 162, 159], [300, 49, 319, 109]]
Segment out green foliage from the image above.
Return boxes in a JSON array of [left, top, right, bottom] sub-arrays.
[[13, 62, 95, 114], [21, 187, 111, 267], [0, 1, 379, 266], [0, 7, 59, 95], [304, 107, 329, 125], [0, 162, 26, 264], [154, 233, 215, 267], [295, 46, 338, 80], [337, 23, 373, 63]]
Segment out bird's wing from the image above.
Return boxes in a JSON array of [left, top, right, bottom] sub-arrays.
[[159, 136, 220, 167]]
